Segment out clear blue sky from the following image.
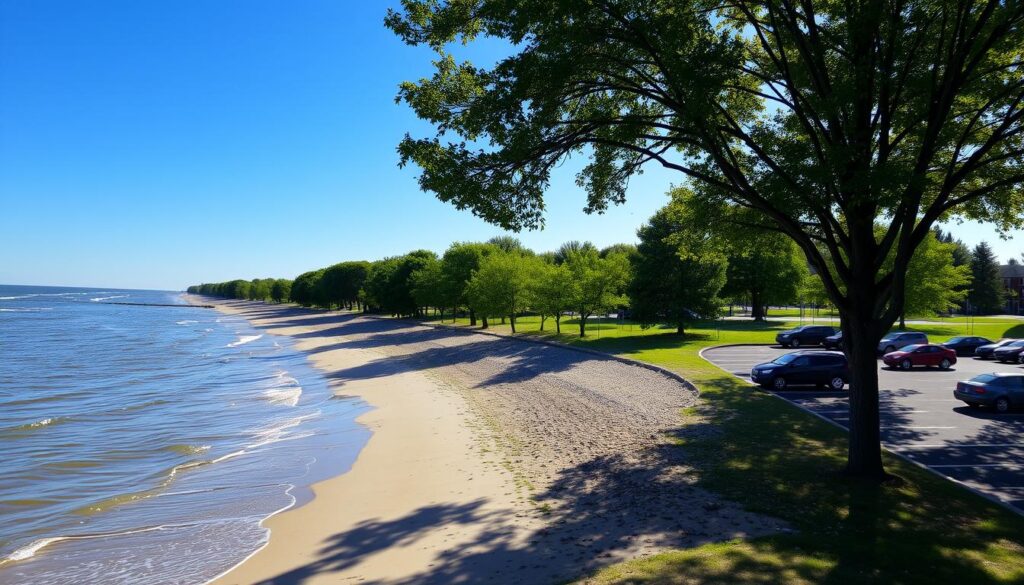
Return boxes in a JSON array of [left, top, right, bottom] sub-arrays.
[[0, 1, 1019, 290]]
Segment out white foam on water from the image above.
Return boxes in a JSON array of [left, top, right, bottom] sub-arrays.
[[176, 320, 199, 326], [0, 524, 168, 565], [248, 412, 320, 450], [90, 295, 129, 302], [0, 307, 54, 312], [226, 335, 262, 348], [263, 371, 302, 407]]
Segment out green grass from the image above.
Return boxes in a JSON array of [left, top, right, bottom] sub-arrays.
[[418, 313, 1024, 584]]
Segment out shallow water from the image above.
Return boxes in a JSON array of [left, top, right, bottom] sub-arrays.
[[0, 285, 370, 584]]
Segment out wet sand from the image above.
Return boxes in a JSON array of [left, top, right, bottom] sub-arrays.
[[201, 299, 783, 584]]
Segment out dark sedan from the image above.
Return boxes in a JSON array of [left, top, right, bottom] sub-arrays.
[[882, 344, 957, 370], [974, 338, 1017, 359], [750, 351, 848, 390], [954, 373, 1024, 413], [775, 325, 837, 348], [941, 336, 993, 356], [992, 340, 1024, 363], [823, 331, 843, 350]]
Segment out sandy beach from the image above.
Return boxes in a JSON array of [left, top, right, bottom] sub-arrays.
[[201, 299, 783, 584]]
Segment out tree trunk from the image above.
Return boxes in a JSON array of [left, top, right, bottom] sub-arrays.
[[899, 311, 906, 330], [555, 315, 561, 334], [540, 314, 546, 331], [843, 313, 886, 479], [579, 313, 587, 337], [751, 290, 765, 321], [501, 316, 506, 324], [469, 309, 477, 326], [510, 314, 516, 333], [677, 322, 685, 335], [481, 316, 488, 329]]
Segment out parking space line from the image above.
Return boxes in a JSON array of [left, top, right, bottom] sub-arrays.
[[931, 463, 1024, 469], [894, 443, 1024, 449], [699, 344, 1024, 516]]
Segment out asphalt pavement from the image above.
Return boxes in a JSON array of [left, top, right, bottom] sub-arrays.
[[701, 344, 1024, 514]]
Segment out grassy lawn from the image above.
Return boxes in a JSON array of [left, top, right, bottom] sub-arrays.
[[419, 313, 1024, 584]]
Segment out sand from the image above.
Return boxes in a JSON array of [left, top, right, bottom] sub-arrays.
[[200, 299, 783, 585]]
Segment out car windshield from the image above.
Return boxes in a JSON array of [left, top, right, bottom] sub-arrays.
[[1011, 341, 1024, 347], [771, 354, 800, 365], [900, 344, 923, 352], [997, 339, 1016, 346], [971, 374, 999, 383], [946, 337, 966, 343]]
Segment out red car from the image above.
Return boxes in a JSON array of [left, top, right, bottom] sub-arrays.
[[882, 344, 957, 370]]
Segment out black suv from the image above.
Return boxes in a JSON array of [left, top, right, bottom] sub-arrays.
[[775, 325, 837, 348], [941, 336, 993, 356], [751, 351, 849, 390]]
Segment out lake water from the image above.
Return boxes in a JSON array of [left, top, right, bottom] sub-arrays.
[[0, 285, 370, 584]]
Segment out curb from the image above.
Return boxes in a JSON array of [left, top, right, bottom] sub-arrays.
[[374, 315, 699, 396], [699, 343, 1024, 518]]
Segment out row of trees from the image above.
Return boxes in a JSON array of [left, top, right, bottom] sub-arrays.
[[189, 198, 987, 336], [187, 278, 292, 303]]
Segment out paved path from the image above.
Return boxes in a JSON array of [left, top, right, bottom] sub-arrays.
[[702, 344, 1024, 514]]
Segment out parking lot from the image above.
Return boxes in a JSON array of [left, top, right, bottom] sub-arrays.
[[702, 344, 1024, 514]]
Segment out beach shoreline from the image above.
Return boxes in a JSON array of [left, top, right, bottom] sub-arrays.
[[198, 297, 542, 585], [196, 297, 783, 584]]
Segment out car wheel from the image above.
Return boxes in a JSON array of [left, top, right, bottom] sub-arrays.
[[900, 359, 912, 370], [829, 376, 845, 390], [791, 338, 801, 348], [886, 345, 896, 354], [995, 397, 1011, 413], [772, 377, 787, 390], [939, 358, 951, 370], [1018, 354, 1024, 365]]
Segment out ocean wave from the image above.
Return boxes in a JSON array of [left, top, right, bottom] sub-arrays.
[[226, 335, 263, 348], [0, 525, 170, 566], [0, 307, 54, 312], [163, 444, 211, 456], [263, 371, 302, 407], [1, 417, 70, 436], [176, 320, 199, 326], [90, 295, 129, 302], [248, 412, 320, 450]]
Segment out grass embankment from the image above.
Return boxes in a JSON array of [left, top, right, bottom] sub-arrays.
[[420, 314, 1024, 584]]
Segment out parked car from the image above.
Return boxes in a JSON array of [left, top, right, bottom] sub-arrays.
[[823, 331, 843, 350], [876, 331, 928, 355], [940, 336, 994, 356], [881, 344, 957, 370], [974, 338, 1017, 360], [992, 340, 1024, 363], [775, 325, 837, 348], [954, 373, 1024, 413], [750, 351, 848, 390]]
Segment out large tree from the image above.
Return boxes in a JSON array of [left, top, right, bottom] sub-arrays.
[[629, 203, 727, 334], [440, 242, 497, 324], [899, 231, 972, 326], [969, 242, 1006, 314], [719, 233, 807, 321], [564, 247, 629, 337], [389, 1, 1024, 479], [466, 250, 538, 332]]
